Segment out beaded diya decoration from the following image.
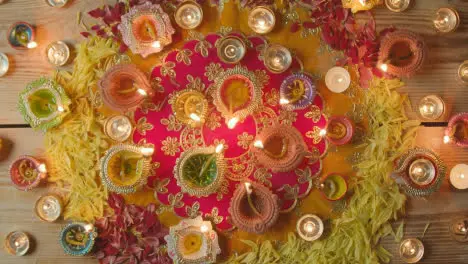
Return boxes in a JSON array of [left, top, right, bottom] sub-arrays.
[[119, 2, 175, 58], [319, 173, 348, 201], [59, 222, 97, 256], [394, 148, 446, 197], [165, 216, 221, 264], [280, 73, 316, 110], [216, 36, 246, 64], [98, 64, 153, 112], [174, 145, 226, 198], [326, 116, 354, 146], [99, 144, 153, 194], [4, 231, 30, 256], [169, 89, 208, 127], [9, 155, 47, 191], [378, 30, 426, 78], [229, 181, 279, 234], [34, 194, 63, 222], [7, 22, 36, 50], [18, 77, 71, 131], [444, 113, 468, 147]]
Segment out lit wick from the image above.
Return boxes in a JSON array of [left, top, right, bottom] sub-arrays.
[[27, 41, 38, 49], [380, 63, 389, 72], [304, 221, 316, 233], [279, 98, 290, 105], [189, 113, 201, 122], [319, 129, 327, 137], [57, 105, 65, 112], [244, 182, 261, 216], [227, 117, 239, 129], [253, 140, 264, 149], [443, 135, 451, 144], [37, 163, 47, 173], [84, 224, 94, 233], [140, 147, 154, 157], [200, 223, 209, 233], [137, 88, 148, 97], [151, 41, 161, 49]]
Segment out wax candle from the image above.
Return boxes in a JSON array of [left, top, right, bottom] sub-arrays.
[[458, 60, 468, 84], [0, 52, 9, 77], [434, 7, 460, 33], [418, 95, 445, 120], [248, 6, 275, 34], [263, 44, 292, 74], [46, 41, 70, 66], [104, 115, 133, 142], [399, 238, 424, 263], [384, 0, 410, 12], [325, 67, 351, 93], [408, 158, 436, 186], [4, 231, 30, 256], [216, 36, 246, 64], [35, 194, 62, 222], [296, 214, 324, 241], [47, 0, 68, 7], [449, 164, 468, 189], [174, 1, 203, 29], [449, 218, 468, 242]]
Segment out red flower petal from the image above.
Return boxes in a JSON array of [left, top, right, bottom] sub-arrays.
[[80, 32, 91, 38], [302, 21, 319, 29], [88, 7, 105, 18], [119, 43, 128, 53], [91, 25, 101, 31], [108, 194, 125, 213], [290, 22, 300, 33]]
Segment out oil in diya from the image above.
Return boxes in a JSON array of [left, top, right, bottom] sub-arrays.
[[59, 222, 97, 256], [46, 41, 70, 67], [0, 52, 9, 77], [248, 6, 275, 34], [418, 95, 445, 120], [433, 7, 460, 33], [4, 231, 30, 256], [326, 116, 354, 146], [174, 1, 203, 30], [399, 238, 424, 263], [35, 194, 63, 222], [296, 214, 324, 242], [7, 22, 37, 50], [9, 156, 47, 191], [320, 174, 348, 201]]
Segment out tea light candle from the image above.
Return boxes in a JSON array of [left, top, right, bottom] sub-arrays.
[[47, 0, 69, 7], [0, 52, 9, 77], [296, 214, 324, 241], [449, 218, 468, 242], [104, 115, 133, 142], [46, 41, 70, 66], [408, 158, 436, 186], [450, 164, 468, 190], [418, 95, 445, 120], [385, 0, 411, 12], [325, 67, 351, 93], [263, 44, 292, 74], [458, 60, 468, 84], [434, 7, 460, 33], [140, 146, 155, 157], [4, 231, 30, 256], [399, 238, 424, 263], [35, 194, 62, 222], [216, 36, 246, 64], [248, 6, 275, 34], [174, 1, 203, 30], [7, 22, 36, 50], [227, 117, 239, 129]]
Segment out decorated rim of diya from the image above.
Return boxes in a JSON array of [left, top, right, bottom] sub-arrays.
[[99, 144, 152, 194], [7, 21, 35, 50], [98, 64, 153, 112], [445, 113, 468, 147], [169, 89, 208, 127], [378, 30, 426, 78], [173, 146, 226, 198], [228, 181, 279, 234], [326, 116, 354, 146], [59, 222, 97, 256], [320, 173, 348, 201], [9, 155, 47, 191], [280, 72, 316, 110]]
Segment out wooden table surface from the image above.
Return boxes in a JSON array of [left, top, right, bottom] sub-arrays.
[[1, 0, 468, 263]]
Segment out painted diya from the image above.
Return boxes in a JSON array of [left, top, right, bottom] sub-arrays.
[[165, 216, 221, 264], [7, 22, 36, 49], [394, 148, 446, 197], [59, 222, 96, 256], [98, 64, 153, 112], [18, 77, 71, 131], [251, 123, 308, 173], [99, 144, 152, 194], [174, 145, 226, 198], [280, 73, 316, 110], [229, 182, 279, 234], [119, 2, 175, 58], [169, 89, 208, 127], [445, 113, 468, 147], [326, 116, 354, 146], [319, 174, 348, 201], [378, 30, 426, 78], [9, 156, 47, 191]]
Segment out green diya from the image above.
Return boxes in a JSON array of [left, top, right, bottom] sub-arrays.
[[320, 174, 348, 201], [18, 77, 71, 131]]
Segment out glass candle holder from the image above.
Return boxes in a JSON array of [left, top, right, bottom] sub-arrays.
[[434, 7, 460, 33], [449, 218, 468, 242], [458, 60, 468, 84], [35, 194, 63, 222], [399, 238, 424, 263], [263, 44, 292, 74], [325, 67, 351, 93], [216, 36, 246, 64], [296, 214, 324, 242], [408, 158, 436, 186], [248, 6, 275, 34], [47, 0, 68, 7], [4, 231, 30, 256], [104, 115, 133, 142], [46, 41, 70, 66], [7, 22, 36, 50], [0, 52, 9, 77], [449, 164, 468, 190], [174, 1, 203, 29], [384, 0, 411, 12], [418, 95, 445, 120]]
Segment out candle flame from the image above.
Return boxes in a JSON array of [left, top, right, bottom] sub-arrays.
[[151, 41, 161, 48], [141, 147, 154, 157], [319, 129, 327, 137], [460, 174, 465, 179], [253, 140, 264, 149], [84, 224, 94, 232], [304, 222, 315, 233], [443, 135, 451, 144], [37, 164, 47, 173], [279, 98, 290, 105], [227, 117, 239, 129], [57, 105, 65, 112], [244, 182, 252, 195], [137, 89, 148, 97], [215, 144, 224, 153], [14, 241, 20, 247], [189, 113, 201, 122], [27, 41, 38, 49], [200, 224, 209, 233], [380, 63, 388, 72]]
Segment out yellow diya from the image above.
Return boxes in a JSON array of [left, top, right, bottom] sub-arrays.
[[169, 89, 208, 127]]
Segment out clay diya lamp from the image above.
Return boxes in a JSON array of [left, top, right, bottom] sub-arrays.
[[119, 2, 175, 58], [326, 116, 354, 146], [263, 44, 292, 74], [216, 36, 246, 64], [280, 73, 316, 110], [9, 155, 47, 191], [251, 123, 308, 173], [99, 144, 153, 194], [449, 217, 468, 243], [18, 77, 71, 131], [98, 64, 153, 112], [169, 89, 208, 128], [4, 231, 30, 256], [165, 216, 221, 264], [319, 174, 348, 201], [59, 222, 97, 256], [248, 6, 275, 34], [445, 113, 468, 147], [174, 1, 203, 30], [34, 194, 63, 222], [174, 145, 226, 198], [228, 181, 279, 234], [378, 30, 426, 78], [7, 22, 37, 50]]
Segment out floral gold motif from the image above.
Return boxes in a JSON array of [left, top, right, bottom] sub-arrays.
[[205, 111, 222, 131], [237, 132, 254, 150], [278, 109, 298, 125], [195, 39, 212, 58], [136, 117, 154, 136], [305, 105, 322, 123], [306, 126, 323, 144], [205, 63, 224, 82], [161, 114, 183, 131], [204, 207, 223, 225], [161, 137, 180, 156], [186, 74, 205, 92], [265, 88, 279, 107], [254, 168, 272, 188], [185, 201, 201, 218]]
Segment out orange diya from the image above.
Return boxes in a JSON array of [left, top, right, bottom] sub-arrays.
[[326, 116, 354, 146]]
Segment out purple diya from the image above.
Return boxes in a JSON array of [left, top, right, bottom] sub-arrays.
[[280, 73, 316, 110], [445, 113, 468, 147], [228, 182, 279, 234], [98, 64, 154, 112], [326, 116, 354, 146], [10, 155, 47, 191]]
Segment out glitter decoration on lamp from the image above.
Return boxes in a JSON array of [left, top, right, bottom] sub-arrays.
[[280, 73, 316, 110], [59, 222, 97, 256], [169, 89, 208, 127], [444, 113, 468, 147]]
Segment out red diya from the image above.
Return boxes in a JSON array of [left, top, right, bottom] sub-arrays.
[[378, 30, 426, 78], [228, 182, 279, 234], [445, 113, 468, 147], [9, 155, 47, 191], [98, 64, 154, 112], [326, 116, 354, 146]]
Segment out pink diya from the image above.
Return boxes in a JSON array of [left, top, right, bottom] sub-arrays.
[[251, 123, 308, 173], [445, 113, 468, 147], [228, 182, 279, 234], [98, 64, 154, 112], [9, 155, 47, 191], [326, 116, 354, 146], [378, 30, 426, 78], [119, 2, 175, 58]]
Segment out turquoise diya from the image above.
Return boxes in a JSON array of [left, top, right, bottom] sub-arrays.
[[18, 77, 71, 131], [7, 22, 37, 50], [320, 174, 348, 201], [59, 222, 97, 256], [280, 73, 316, 110]]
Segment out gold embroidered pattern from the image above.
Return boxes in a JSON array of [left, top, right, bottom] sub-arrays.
[[254, 69, 270, 86], [204, 63, 223, 82], [136, 117, 154, 136], [149, 162, 160, 176], [213, 139, 228, 149], [237, 132, 254, 149], [139, 99, 161, 114], [176, 49, 193, 65], [204, 207, 223, 225], [295, 167, 315, 184], [306, 126, 323, 144], [185, 202, 201, 218], [305, 105, 321, 123], [265, 88, 279, 107], [151, 77, 164, 93], [161, 137, 180, 156], [225, 152, 255, 181], [231, 161, 246, 173], [161, 114, 183, 132], [278, 184, 300, 200], [160, 61, 176, 79], [205, 111, 222, 130], [155, 178, 170, 194], [306, 146, 321, 163], [279, 109, 298, 125], [216, 179, 229, 201], [168, 193, 184, 208], [195, 39, 212, 58], [254, 168, 272, 188], [186, 74, 205, 92], [180, 127, 204, 150]]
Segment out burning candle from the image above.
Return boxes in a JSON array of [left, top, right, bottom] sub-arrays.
[[46, 0, 69, 7], [325, 67, 351, 93], [0, 52, 9, 77], [263, 44, 292, 74], [46, 41, 70, 67], [35, 194, 62, 222], [200, 223, 209, 233], [296, 214, 324, 241], [418, 95, 445, 120], [248, 6, 275, 34], [434, 7, 460, 33], [4, 231, 30, 256], [458, 60, 468, 84], [227, 117, 239, 129], [449, 218, 468, 242], [7, 22, 36, 50], [384, 0, 411, 12], [140, 147, 155, 157], [408, 158, 436, 186], [174, 1, 203, 29], [450, 164, 468, 190], [104, 115, 133, 142], [399, 238, 424, 263], [216, 36, 246, 64]]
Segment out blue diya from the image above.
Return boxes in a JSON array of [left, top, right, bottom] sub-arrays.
[[280, 73, 316, 110], [8, 22, 36, 49], [59, 222, 97, 256]]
